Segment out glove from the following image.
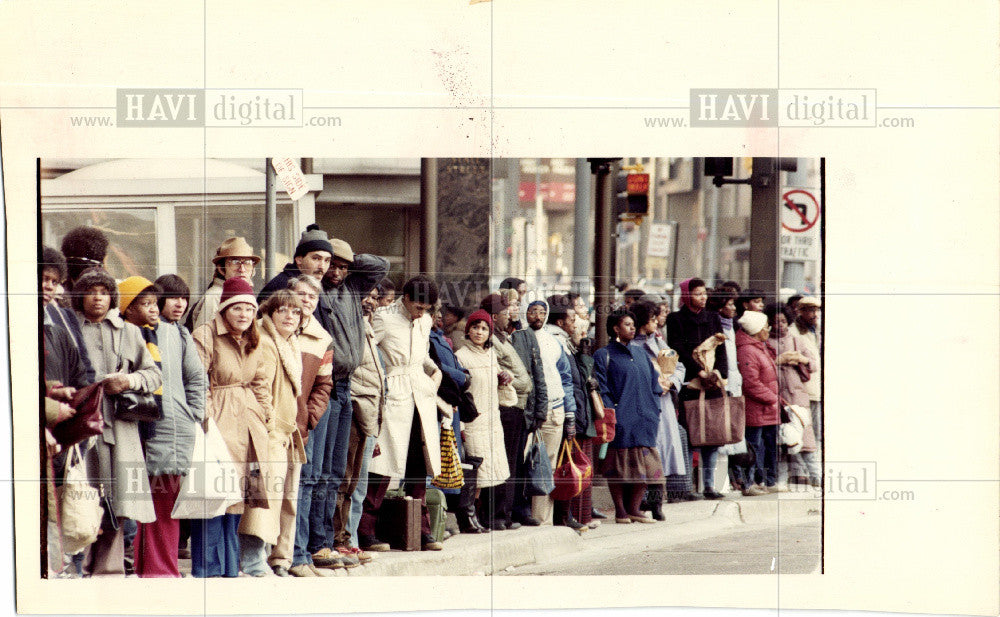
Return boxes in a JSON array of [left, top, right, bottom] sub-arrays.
[[563, 418, 576, 439]]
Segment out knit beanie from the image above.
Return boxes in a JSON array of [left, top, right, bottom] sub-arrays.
[[217, 278, 258, 315], [118, 276, 155, 314], [737, 310, 768, 335], [465, 309, 494, 335], [71, 268, 118, 312], [294, 224, 335, 259]]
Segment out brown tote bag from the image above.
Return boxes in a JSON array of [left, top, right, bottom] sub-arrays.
[[683, 388, 746, 447]]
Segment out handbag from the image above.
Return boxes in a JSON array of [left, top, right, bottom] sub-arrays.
[[113, 390, 161, 423], [550, 438, 593, 501], [171, 418, 244, 519], [592, 392, 616, 444], [51, 382, 105, 447], [59, 444, 104, 555], [523, 431, 554, 497], [683, 386, 746, 447], [431, 426, 465, 490]]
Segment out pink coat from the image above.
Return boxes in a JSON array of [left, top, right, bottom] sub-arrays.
[[735, 329, 779, 426]]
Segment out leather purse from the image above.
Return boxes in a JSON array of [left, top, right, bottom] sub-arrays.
[[113, 390, 162, 423], [550, 438, 593, 501], [524, 431, 555, 497], [51, 382, 105, 447]]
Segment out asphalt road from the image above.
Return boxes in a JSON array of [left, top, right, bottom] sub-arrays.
[[501, 520, 821, 576]]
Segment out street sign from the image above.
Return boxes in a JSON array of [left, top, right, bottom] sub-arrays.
[[647, 223, 673, 257], [271, 157, 309, 201], [779, 188, 821, 260]]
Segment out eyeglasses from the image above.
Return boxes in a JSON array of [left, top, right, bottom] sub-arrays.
[[274, 306, 302, 316], [227, 258, 255, 268]]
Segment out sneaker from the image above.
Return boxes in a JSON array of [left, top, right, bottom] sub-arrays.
[[288, 564, 316, 577], [333, 548, 360, 569], [337, 546, 373, 564], [506, 521, 522, 530], [742, 485, 767, 497], [358, 535, 391, 552], [765, 484, 789, 493], [421, 534, 443, 551], [311, 548, 344, 569]]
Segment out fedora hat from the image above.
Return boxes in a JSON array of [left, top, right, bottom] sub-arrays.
[[212, 237, 261, 266]]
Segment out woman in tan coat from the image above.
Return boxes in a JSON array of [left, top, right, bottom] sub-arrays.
[[252, 290, 307, 577], [191, 278, 272, 578]]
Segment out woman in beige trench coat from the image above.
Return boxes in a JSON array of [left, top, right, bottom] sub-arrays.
[[191, 278, 272, 577], [359, 276, 444, 551]]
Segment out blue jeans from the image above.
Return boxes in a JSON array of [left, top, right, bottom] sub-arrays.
[[745, 425, 779, 487], [348, 435, 376, 548], [292, 399, 332, 566], [694, 447, 719, 492], [190, 514, 240, 578], [308, 379, 353, 553]]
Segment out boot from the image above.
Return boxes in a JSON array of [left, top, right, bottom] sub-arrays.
[[455, 455, 488, 534], [648, 486, 665, 521]]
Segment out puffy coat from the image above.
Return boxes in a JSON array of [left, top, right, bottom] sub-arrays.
[[735, 329, 779, 427], [296, 315, 334, 440], [510, 328, 548, 430], [142, 321, 206, 477], [192, 314, 272, 515], [492, 332, 532, 409]]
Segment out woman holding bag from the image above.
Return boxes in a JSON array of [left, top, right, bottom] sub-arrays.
[[593, 309, 664, 524], [191, 278, 273, 577], [454, 310, 511, 529]]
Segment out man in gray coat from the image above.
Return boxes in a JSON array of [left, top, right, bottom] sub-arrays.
[[305, 236, 389, 568]]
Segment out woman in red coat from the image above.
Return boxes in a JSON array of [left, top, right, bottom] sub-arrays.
[[734, 311, 781, 492]]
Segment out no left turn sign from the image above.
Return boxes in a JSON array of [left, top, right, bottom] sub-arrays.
[[781, 189, 820, 233]]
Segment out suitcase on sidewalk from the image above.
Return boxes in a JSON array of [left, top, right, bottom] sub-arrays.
[[425, 488, 447, 544], [377, 494, 422, 551]]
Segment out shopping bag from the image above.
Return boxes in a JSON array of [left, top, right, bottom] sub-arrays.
[[60, 444, 103, 555], [431, 427, 464, 490], [524, 432, 554, 497], [683, 388, 745, 447], [550, 438, 593, 501], [171, 418, 243, 519]]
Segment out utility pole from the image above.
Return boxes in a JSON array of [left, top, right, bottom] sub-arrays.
[[572, 158, 592, 303], [588, 158, 620, 349], [264, 158, 277, 281], [420, 158, 438, 276], [748, 157, 781, 300]]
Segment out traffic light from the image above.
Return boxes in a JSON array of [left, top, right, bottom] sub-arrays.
[[704, 157, 734, 177], [615, 171, 650, 217]]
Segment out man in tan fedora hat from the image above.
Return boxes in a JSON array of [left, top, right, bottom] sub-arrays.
[[185, 237, 261, 331]]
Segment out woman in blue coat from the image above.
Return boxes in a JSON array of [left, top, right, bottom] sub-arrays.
[[593, 309, 664, 524]]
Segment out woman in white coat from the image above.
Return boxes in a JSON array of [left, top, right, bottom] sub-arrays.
[[359, 276, 444, 551]]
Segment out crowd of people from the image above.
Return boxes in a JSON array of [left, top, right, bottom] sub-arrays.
[[40, 223, 822, 578]]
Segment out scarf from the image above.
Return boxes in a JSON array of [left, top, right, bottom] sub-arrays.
[[719, 315, 734, 331], [261, 315, 302, 398]]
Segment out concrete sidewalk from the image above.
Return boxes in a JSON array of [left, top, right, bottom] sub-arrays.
[[347, 487, 820, 577]]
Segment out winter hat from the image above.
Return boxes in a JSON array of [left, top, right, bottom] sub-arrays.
[[527, 300, 545, 310], [212, 237, 261, 266], [217, 277, 258, 315], [118, 276, 155, 314], [294, 224, 335, 259], [329, 237, 354, 264], [71, 268, 118, 312], [797, 296, 821, 308], [465, 309, 494, 335], [479, 293, 510, 316], [738, 310, 768, 335]]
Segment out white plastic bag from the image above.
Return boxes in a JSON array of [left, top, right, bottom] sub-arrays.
[[171, 418, 243, 519], [60, 444, 103, 555], [719, 438, 748, 456]]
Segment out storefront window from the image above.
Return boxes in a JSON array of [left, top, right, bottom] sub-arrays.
[[42, 209, 157, 281], [174, 204, 295, 293], [316, 206, 409, 285]]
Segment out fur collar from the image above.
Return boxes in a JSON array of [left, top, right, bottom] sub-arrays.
[[261, 315, 302, 398]]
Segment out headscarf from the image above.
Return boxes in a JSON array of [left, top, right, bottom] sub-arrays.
[[679, 278, 695, 311]]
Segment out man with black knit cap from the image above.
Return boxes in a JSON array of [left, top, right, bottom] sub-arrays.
[[258, 224, 334, 302]]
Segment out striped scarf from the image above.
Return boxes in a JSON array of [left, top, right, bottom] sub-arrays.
[[140, 323, 163, 405]]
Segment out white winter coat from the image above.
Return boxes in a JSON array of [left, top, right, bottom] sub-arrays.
[[454, 344, 510, 488]]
